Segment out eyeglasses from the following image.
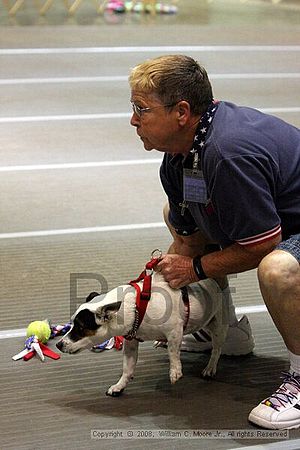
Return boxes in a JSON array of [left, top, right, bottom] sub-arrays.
[[131, 101, 177, 118]]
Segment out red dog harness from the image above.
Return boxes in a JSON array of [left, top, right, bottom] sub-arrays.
[[124, 250, 190, 341]]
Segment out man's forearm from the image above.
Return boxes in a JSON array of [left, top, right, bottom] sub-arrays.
[[201, 237, 281, 279], [167, 234, 207, 258], [168, 240, 205, 258]]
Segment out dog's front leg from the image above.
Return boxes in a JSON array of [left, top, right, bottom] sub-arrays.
[[106, 338, 139, 397], [167, 329, 183, 384]]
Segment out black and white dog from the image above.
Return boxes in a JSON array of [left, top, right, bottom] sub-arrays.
[[56, 273, 228, 396]]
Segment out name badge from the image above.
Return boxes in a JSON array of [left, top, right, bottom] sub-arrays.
[[183, 168, 208, 203]]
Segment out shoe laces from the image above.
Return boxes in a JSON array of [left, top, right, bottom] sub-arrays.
[[263, 372, 300, 411]]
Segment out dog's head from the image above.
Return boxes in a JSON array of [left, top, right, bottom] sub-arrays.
[[56, 292, 122, 354]]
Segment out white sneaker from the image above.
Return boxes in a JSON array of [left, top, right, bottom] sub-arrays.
[[181, 315, 254, 355], [154, 315, 254, 356], [248, 372, 300, 429]]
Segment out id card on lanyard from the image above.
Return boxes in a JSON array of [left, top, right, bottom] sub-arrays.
[[183, 169, 208, 203], [183, 152, 208, 204]]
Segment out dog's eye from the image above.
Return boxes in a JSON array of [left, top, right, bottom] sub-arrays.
[[78, 325, 85, 334], [74, 322, 85, 336]]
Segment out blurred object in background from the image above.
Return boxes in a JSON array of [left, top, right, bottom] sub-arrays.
[[2, 0, 179, 16]]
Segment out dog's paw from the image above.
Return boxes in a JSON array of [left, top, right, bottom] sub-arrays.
[[169, 368, 183, 384], [106, 385, 124, 397], [201, 365, 217, 379]]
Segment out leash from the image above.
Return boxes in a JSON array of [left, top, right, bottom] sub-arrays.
[[124, 249, 190, 341], [125, 249, 162, 340]]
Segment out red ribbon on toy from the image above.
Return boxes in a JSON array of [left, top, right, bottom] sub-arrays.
[[23, 342, 60, 361]]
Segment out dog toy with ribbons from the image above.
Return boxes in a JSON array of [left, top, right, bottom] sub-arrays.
[[50, 323, 71, 338], [91, 336, 124, 352], [12, 320, 61, 361]]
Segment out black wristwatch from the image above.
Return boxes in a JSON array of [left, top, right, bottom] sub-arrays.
[[192, 255, 208, 280]]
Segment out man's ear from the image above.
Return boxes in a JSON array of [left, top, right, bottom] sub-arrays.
[[95, 302, 122, 323], [176, 100, 191, 125]]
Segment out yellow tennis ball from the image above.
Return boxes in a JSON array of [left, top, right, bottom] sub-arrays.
[[26, 320, 51, 343]]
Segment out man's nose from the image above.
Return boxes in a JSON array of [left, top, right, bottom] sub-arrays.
[[130, 111, 140, 127]]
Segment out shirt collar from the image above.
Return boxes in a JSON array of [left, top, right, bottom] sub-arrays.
[[168, 101, 219, 168]]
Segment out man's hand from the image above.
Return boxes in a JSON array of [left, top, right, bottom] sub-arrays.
[[155, 254, 199, 289]]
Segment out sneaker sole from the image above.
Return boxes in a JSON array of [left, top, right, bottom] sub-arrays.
[[221, 336, 255, 356], [249, 412, 300, 430], [180, 337, 255, 356]]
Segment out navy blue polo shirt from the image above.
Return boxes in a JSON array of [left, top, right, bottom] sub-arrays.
[[160, 101, 300, 248]]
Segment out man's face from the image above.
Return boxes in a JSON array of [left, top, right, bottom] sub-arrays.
[[130, 90, 180, 154]]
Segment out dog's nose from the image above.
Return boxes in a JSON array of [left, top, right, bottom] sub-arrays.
[[56, 340, 63, 351]]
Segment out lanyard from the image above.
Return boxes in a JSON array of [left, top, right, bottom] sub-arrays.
[[182, 101, 219, 207], [190, 100, 219, 161]]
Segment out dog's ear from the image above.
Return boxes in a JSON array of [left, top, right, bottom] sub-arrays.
[[95, 301, 122, 323], [85, 292, 100, 303], [75, 309, 99, 330]]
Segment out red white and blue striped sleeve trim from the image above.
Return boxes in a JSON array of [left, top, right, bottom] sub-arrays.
[[237, 224, 282, 247]]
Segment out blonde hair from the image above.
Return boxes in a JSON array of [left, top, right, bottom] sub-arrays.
[[129, 55, 213, 115]]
